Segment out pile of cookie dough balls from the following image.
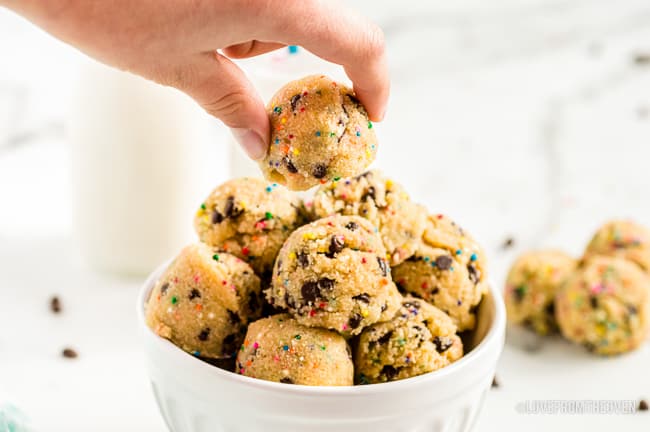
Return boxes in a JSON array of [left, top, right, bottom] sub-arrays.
[[505, 220, 650, 355], [146, 75, 491, 386]]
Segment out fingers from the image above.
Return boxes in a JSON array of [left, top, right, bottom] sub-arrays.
[[223, 41, 285, 59], [174, 52, 269, 160], [259, 0, 390, 121]]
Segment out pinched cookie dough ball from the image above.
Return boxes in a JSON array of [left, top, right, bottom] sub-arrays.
[[555, 256, 650, 355], [146, 244, 262, 359], [584, 220, 650, 272], [392, 214, 488, 331], [355, 296, 463, 384], [194, 178, 303, 276], [311, 170, 427, 265], [267, 215, 402, 336], [236, 314, 353, 386], [260, 75, 378, 191], [505, 250, 576, 335]]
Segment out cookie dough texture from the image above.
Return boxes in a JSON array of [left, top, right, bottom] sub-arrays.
[[194, 178, 302, 276], [260, 75, 377, 191], [505, 250, 576, 335], [236, 314, 353, 386], [311, 170, 427, 265], [355, 296, 463, 384], [267, 215, 402, 336], [584, 220, 650, 272], [146, 244, 262, 359], [392, 214, 488, 331], [555, 255, 650, 355]]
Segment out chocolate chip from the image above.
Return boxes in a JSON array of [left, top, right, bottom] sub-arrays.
[[590, 296, 598, 309], [160, 283, 169, 295], [628, 304, 639, 315], [345, 221, 359, 231], [433, 336, 453, 353], [296, 251, 310, 268], [198, 328, 211, 341], [280, 377, 294, 384], [377, 257, 388, 277], [361, 186, 376, 202], [381, 303, 388, 312], [583, 342, 597, 352], [502, 237, 515, 250], [352, 293, 370, 303], [188, 289, 201, 300], [227, 310, 241, 324], [545, 302, 555, 317], [435, 255, 453, 270], [403, 300, 421, 310], [491, 376, 500, 388], [377, 331, 393, 345], [634, 53, 650, 65], [62, 348, 78, 359], [50, 296, 61, 314], [211, 210, 224, 224], [346, 94, 362, 109], [348, 313, 363, 329], [639, 399, 649, 411], [224, 196, 235, 218], [301, 281, 320, 303], [283, 156, 298, 173], [327, 235, 345, 257], [431, 287, 440, 295], [467, 264, 479, 284], [290, 94, 302, 112], [381, 365, 398, 380], [312, 164, 327, 179], [318, 278, 335, 291]]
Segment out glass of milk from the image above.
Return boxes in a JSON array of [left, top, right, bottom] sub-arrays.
[[68, 58, 227, 276]]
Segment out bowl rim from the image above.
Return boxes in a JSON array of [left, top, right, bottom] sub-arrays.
[[138, 261, 506, 396]]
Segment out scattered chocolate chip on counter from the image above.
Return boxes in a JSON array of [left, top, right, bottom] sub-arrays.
[[502, 237, 515, 250], [491, 376, 500, 388], [638, 399, 649, 412], [633, 53, 650, 65], [50, 296, 62, 313], [62, 348, 78, 359]]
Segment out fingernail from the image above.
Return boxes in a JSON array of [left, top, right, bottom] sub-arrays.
[[231, 128, 267, 160]]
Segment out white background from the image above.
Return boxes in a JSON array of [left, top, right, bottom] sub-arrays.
[[1, 0, 649, 431]]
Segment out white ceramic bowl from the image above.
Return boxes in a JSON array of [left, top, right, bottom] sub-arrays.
[[138, 263, 505, 432]]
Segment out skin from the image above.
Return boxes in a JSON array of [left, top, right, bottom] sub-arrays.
[[1, 0, 390, 159]]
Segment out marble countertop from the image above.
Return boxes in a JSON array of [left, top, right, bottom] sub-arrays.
[[1, 1, 650, 430]]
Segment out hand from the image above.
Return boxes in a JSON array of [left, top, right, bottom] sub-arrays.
[[5, 0, 390, 159]]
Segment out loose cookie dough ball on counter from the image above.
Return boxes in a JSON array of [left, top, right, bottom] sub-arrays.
[[355, 296, 463, 384], [236, 314, 353, 386], [145, 243, 262, 359], [267, 215, 402, 336], [555, 255, 650, 355], [311, 170, 427, 265], [504, 250, 576, 335], [194, 178, 303, 276], [391, 214, 488, 331], [583, 220, 650, 272], [260, 75, 378, 191]]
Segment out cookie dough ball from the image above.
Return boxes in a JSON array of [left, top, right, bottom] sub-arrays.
[[392, 214, 488, 331], [311, 170, 427, 265], [555, 256, 650, 355], [584, 220, 650, 272], [355, 296, 463, 384], [146, 244, 262, 359], [504, 250, 576, 335], [236, 314, 353, 386], [260, 75, 378, 191], [267, 215, 402, 336], [194, 178, 302, 276]]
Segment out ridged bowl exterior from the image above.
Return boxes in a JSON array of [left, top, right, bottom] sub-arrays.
[[139, 264, 505, 432]]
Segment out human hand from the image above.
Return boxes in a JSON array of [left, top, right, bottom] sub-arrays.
[[5, 0, 389, 159]]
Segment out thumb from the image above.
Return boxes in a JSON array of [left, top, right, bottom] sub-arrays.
[[178, 52, 269, 160]]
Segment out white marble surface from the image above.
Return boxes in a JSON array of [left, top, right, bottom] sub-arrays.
[[1, 1, 650, 431]]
